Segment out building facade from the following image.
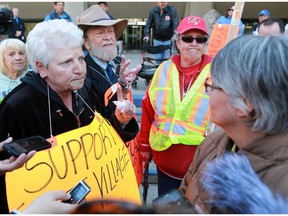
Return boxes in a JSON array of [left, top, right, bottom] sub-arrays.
[[3, 2, 288, 50]]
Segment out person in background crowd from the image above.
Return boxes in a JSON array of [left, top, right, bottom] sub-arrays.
[[97, 2, 114, 20], [143, 2, 179, 62], [0, 38, 29, 103], [258, 17, 285, 36], [258, 9, 271, 23], [178, 35, 288, 213], [44, 2, 73, 22], [202, 153, 288, 214], [8, 8, 26, 43], [77, 5, 141, 122], [246, 9, 270, 35], [139, 16, 212, 196], [216, 3, 245, 36], [0, 19, 138, 213]]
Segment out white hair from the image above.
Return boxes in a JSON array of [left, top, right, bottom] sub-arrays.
[[26, 19, 84, 73]]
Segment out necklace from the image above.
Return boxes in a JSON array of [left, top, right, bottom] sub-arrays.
[[182, 71, 199, 99]]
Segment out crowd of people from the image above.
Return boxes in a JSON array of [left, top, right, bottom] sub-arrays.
[[0, 1, 288, 214]]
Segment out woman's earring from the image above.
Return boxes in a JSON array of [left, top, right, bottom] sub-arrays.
[[41, 74, 48, 79]]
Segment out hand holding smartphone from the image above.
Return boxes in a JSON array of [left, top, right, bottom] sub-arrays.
[[3, 136, 52, 157], [62, 180, 91, 204]]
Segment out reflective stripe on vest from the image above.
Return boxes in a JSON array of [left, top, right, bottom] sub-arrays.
[[148, 60, 211, 151]]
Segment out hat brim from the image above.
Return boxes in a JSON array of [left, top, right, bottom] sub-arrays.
[[180, 27, 209, 35], [78, 19, 128, 40]]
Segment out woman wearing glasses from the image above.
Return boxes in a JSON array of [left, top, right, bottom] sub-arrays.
[[179, 35, 288, 213], [139, 16, 212, 196], [216, 3, 245, 36]]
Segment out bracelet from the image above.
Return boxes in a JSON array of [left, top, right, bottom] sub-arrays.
[[118, 78, 130, 90], [11, 209, 21, 214]]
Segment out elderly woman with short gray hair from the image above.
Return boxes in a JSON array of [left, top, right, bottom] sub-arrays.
[[179, 35, 288, 213]]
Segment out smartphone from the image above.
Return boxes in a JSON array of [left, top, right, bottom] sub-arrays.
[[3, 136, 52, 157], [63, 180, 91, 204]]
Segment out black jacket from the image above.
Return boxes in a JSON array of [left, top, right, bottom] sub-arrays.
[[85, 53, 122, 118], [0, 71, 138, 213], [8, 17, 26, 42], [144, 5, 179, 41]]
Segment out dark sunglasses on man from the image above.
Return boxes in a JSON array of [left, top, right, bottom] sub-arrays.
[[181, 35, 208, 44]]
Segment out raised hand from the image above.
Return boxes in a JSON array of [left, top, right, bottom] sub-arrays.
[[22, 190, 77, 214], [118, 55, 142, 89], [113, 85, 136, 125], [0, 137, 36, 175]]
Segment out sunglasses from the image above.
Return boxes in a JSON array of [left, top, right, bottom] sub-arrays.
[[181, 36, 208, 44]]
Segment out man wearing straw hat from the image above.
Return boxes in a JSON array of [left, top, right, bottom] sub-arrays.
[[77, 5, 141, 121]]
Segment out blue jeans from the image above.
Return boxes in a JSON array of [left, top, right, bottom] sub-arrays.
[[153, 39, 172, 64], [157, 167, 182, 196]]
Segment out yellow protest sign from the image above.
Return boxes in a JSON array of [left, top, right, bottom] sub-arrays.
[[6, 114, 141, 211]]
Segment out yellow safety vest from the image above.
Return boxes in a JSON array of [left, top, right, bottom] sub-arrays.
[[148, 60, 211, 151]]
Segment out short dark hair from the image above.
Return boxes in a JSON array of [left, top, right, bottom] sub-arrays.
[[97, 2, 108, 6], [258, 17, 285, 33], [54, 2, 64, 5]]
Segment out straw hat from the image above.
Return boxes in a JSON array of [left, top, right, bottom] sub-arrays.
[[77, 5, 128, 39]]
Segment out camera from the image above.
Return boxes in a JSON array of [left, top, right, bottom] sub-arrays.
[[0, 6, 13, 35]]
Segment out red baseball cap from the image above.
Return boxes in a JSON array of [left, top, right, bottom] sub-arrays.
[[177, 16, 209, 35]]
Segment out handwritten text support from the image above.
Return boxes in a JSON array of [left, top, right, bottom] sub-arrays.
[[6, 115, 141, 211]]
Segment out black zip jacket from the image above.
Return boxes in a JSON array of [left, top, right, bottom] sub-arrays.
[[0, 71, 138, 213], [85, 53, 121, 119], [144, 5, 179, 41]]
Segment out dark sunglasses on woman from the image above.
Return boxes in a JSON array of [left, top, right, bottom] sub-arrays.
[[181, 35, 208, 44]]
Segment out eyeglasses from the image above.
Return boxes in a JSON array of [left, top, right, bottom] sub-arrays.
[[204, 78, 222, 93], [228, 9, 234, 11], [181, 36, 208, 44]]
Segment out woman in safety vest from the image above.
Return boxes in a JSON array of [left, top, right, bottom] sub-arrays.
[[139, 15, 213, 196]]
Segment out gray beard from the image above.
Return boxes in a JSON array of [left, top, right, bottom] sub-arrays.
[[89, 43, 117, 62]]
